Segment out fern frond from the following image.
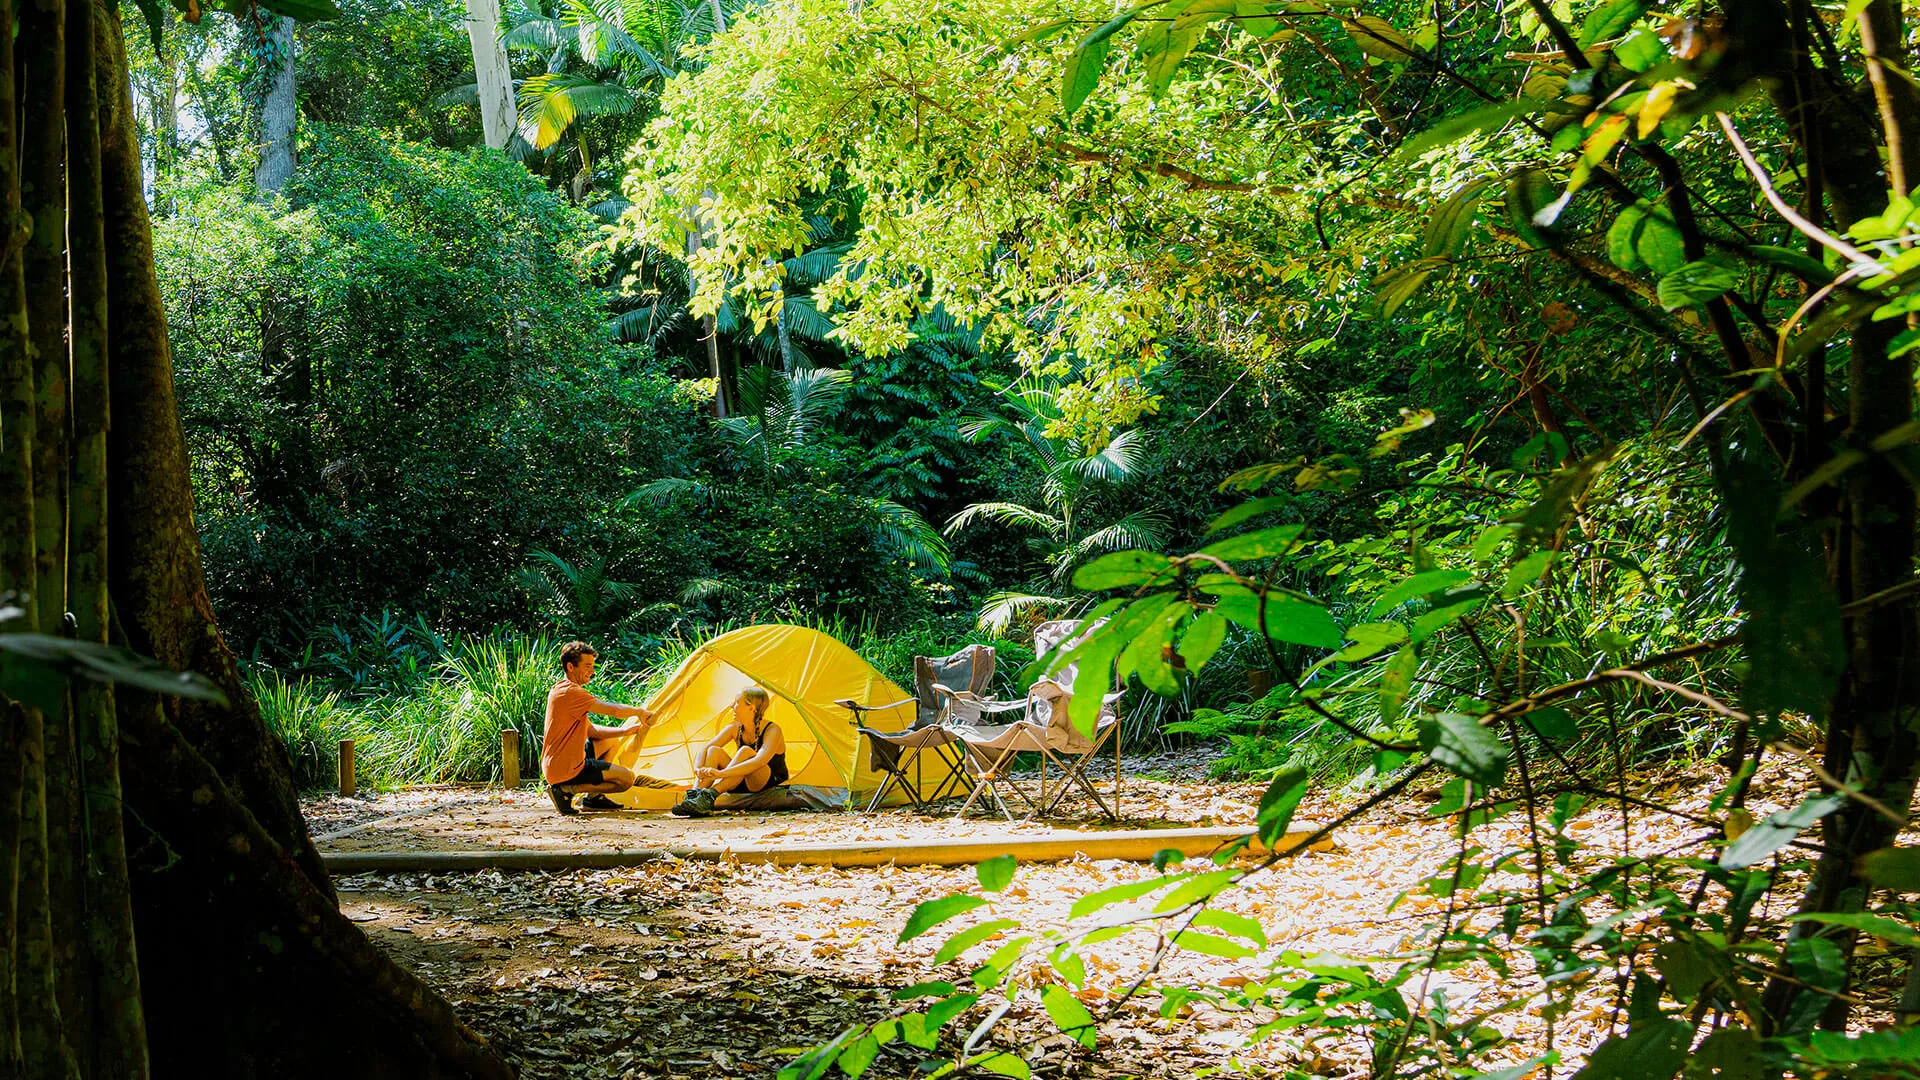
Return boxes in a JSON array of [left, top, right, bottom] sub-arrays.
[[943, 501, 1064, 539]]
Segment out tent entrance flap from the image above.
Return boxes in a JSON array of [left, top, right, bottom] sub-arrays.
[[602, 625, 947, 810]]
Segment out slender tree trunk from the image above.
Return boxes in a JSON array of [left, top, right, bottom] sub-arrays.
[[252, 14, 296, 194], [463, 0, 515, 149]]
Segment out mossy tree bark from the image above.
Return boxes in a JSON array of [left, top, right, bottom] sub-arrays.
[[0, 5, 516, 1077]]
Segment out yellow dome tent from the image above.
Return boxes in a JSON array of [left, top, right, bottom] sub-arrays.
[[600, 625, 942, 810]]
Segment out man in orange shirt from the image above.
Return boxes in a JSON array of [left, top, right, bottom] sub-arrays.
[[543, 641, 656, 816]]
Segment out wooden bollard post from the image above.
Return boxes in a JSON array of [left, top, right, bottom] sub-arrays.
[[338, 738, 356, 798], [501, 728, 520, 788]]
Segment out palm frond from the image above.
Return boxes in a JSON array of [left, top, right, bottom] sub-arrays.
[[1051, 513, 1170, 581], [1063, 427, 1149, 483], [607, 303, 685, 344], [780, 296, 839, 343], [626, 477, 709, 506], [975, 591, 1075, 635], [943, 501, 1064, 539], [679, 578, 746, 604], [781, 244, 849, 287], [518, 74, 636, 149], [862, 499, 950, 575], [502, 16, 563, 51], [588, 197, 632, 221]]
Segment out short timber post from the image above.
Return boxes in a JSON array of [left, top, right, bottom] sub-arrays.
[[501, 728, 520, 788], [338, 738, 356, 797]]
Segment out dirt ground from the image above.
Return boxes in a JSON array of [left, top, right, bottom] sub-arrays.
[[310, 750, 1844, 1080]]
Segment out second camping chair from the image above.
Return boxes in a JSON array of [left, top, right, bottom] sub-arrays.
[[949, 619, 1126, 821], [837, 644, 996, 812]]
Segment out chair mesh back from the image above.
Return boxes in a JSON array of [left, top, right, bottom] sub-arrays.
[[1029, 618, 1112, 740], [911, 644, 997, 727]]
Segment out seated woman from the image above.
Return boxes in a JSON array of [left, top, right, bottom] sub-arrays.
[[671, 686, 788, 818]]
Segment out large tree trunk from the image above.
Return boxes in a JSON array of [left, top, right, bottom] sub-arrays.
[[0, 6, 516, 1076], [463, 0, 516, 150], [252, 14, 296, 194]]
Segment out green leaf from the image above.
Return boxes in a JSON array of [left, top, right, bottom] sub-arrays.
[[1608, 205, 1648, 271], [1256, 766, 1309, 847], [977, 854, 1017, 893], [1419, 713, 1509, 787], [1860, 846, 1920, 892], [1154, 869, 1239, 911], [1791, 911, 1920, 948], [1523, 707, 1578, 742], [1178, 611, 1229, 672], [1170, 930, 1258, 958], [1393, 101, 1542, 161], [1378, 646, 1419, 723], [1192, 908, 1267, 946], [1336, 622, 1408, 662], [1749, 245, 1834, 284], [1578, 0, 1647, 46], [934, 920, 1019, 965], [1343, 14, 1414, 60], [1652, 939, 1716, 1003], [899, 895, 989, 943], [1613, 27, 1665, 70], [1212, 599, 1343, 649], [1206, 496, 1290, 535], [1424, 179, 1492, 258], [1369, 569, 1474, 617], [1139, 20, 1207, 96], [1062, 6, 1155, 115], [1049, 943, 1086, 986], [246, 0, 343, 21], [1719, 794, 1843, 870], [967, 1052, 1031, 1079], [1411, 600, 1481, 643], [1070, 876, 1173, 919], [836, 1033, 880, 1078], [0, 633, 230, 712], [1571, 1018, 1693, 1080], [1196, 524, 1307, 561], [1503, 550, 1556, 597], [1375, 259, 1442, 317], [926, 992, 979, 1029], [1041, 984, 1099, 1048], [1658, 261, 1741, 311], [1072, 550, 1174, 591]]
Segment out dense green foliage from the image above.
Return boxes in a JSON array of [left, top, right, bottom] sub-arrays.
[[131, 0, 1920, 1076]]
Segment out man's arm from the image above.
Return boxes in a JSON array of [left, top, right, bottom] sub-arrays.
[[587, 697, 656, 741]]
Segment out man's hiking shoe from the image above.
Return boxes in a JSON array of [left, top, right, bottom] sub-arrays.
[[547, 785, 577, 816], [670, 787, 717, 818], [579, 794, 623, 811]]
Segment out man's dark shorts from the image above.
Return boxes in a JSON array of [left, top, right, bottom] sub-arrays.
[[561, 742, 611, 787]]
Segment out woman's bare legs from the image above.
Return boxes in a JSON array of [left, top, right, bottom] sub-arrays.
[[697, 745, 771, 794]]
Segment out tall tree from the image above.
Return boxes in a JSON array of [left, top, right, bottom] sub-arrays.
[[249, 8, 296, 192], [0, 1, 514, 1075], [464, 0, 515, 148]]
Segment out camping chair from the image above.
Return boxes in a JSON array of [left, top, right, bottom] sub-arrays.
[[949, 619, 1126, 822], [837, 644, 995, 812]]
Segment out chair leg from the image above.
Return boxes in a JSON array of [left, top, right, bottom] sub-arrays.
[[954, 746, 1019, 821]]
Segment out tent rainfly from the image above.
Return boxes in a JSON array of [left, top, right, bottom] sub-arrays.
[[601, 624, 946, 810]]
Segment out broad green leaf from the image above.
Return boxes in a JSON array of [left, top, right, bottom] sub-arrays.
[[1375, 259, 1443, 317], [1719, 794, 1843, 869], [898, 895, 989, 943], [1072, 550, 1173, 590], [836, 1033, 879, 1078], [1658, 261, 1741, 310], [892, 981, 956, 1000], [926, 992, 978, 1029], [1378, 645, 1419, 723], [1860, 846, 1920, 891], [1689, 1028, 1762, 1080], [1344, 14, 1414, 59], [1140, 22, 1207, 96], [977, 854, 1017, 893], [1192, 908, 1267, 946], [1790, 911, 1920, 948], [1256, 766, 1309, 847], [1212, 598, 1342, 649], [1062, 6, 1155, 115], [1749, 245, 1834, 284], [1523, 706, 1578, 742], [1503, 550, 1555, 597], [899, 1013, 938, 1050], [1394, 100, 1541, 161], [1424, 179, 1492, 258], [1069, 875, 1175, 919], [983, 936, 1031, 975], [1154, 868, 1239, 911], [1411, 599, 1481, 643], [1652, 939, 1716, 1003], [1613, 27, 1665, 69], [1578, 0, 1647, 46], [1572, 1018, 1693, 1080], [1335, 622, 1407, 662], [1369, 569, 1474, 617], [1608, 205, 1648, 271], [934, 920, 1018, 965], [1196, 524, 1307, 561], [1041, 984, 1098, 1048], [1170, 930, 1258, 958], [241, 0, 342, 21], [1419, 712, 1509, 787], [1049, 943, 1086, 986], [968, 1052, 1030, 1079], [1206, 496, 1290, 535], [1178, 611, 1228, 672]]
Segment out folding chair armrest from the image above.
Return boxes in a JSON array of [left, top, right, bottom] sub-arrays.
[[837, 696, 917, 722], [963, 694, 1030, 715]]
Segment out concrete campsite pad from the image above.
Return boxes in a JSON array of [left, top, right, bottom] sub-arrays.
[[310, 786, 1332, 873]]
